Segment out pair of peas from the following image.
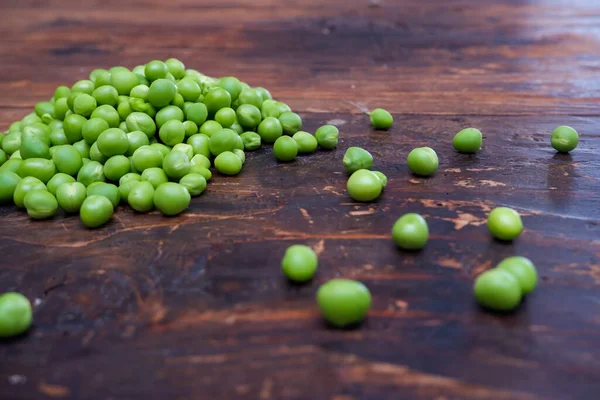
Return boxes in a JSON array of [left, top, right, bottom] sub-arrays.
[[272, 125, 339, 162]]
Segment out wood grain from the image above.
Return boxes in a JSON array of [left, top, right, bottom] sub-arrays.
[[1, 1, 600, 399]]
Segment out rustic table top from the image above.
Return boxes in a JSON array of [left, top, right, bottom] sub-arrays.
[[1, 0, 599, 399]]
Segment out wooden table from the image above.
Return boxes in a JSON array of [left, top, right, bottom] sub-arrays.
[[1, 1, 599, 399]]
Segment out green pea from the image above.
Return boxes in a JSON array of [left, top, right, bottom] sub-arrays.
[[119, 172, 141, 186], [273, 136, 298, 162], [48, 119, 63, 132], [49, 129, 69, 146], [453, 128, 482, 153], [117, 100, 133, 120], [407, 147, 438, 176], [73, 93, 97, 117], [125, 112, 156, 138], [22, 113, 43, 126], [150, 143, 171, 159], [130, 84, 149, 100], [233, 149, 246, 164], [257, 117, 283, 144], [144, 60, 168, 81], [239, 131, 261, 151], [73, 139, 91, 159], [92, 85, 119, 106], [487, 207, 523, 241], [2, 132, 22, 155], [91, 105, 120, 128], [278, 112, 302, 135], [281, 244, 318, 282], [54, 97, 69, 120], [343, 147, 373, 173], [89, 142, 108, 164], [218, 76, 242, 101], [0, 150, 5, 167], [11, 150, 22, 160], [551, 125, 579, 153], [159, 120, 185, 146], [47, 173, 76, 196], [235, 104, 261, 129], [177, 78, 201, 102], [80, 195, 114, 228], [52, 145, 83, 176], [147, 79, 177, 108], [261, 100, 282, 119], [171, 93, 185, 109], [18, 158, 55, 183], [371, 171, 387, 188], [141, 167, 169, 189], [191, 154, 211, 169], [474, 269, 522, 311], [346, 169, 382, 202], [189, 165, 212, 181], [214, 151, 242, 176], [118, 180, 138, 203], [315, 125, 339, 149], [56, 182, 87, 213], [171, 143, 194, 160], [93, 71, 111, 88], [72, 79, 95, 95], [20, 134, 50, 160], [183, 121, 198, 138], [199, 120, 223, 137], [497, 256, 537, 294], [203, 87, 231, 116], [81, 118, 109, 144], [54, 85, 71, 100], [110, 70, 139, 95], [153, 182, 191, 216], [0, 159, 23, 174], [0, 292, 32, 338], [179, 173, 207, 196], [187, 134, 211, 157], [0, 171, 22, 203], [77, 161, 105, 187], [292, 131, 317, 153], [392, 213, 428, 250], [128, 181, 155, 212], [156, 105, 184, 128], [131, 146, 164, 172], [255, 87, 272, 101], [63, 114, 87, 143], [237, 88, 263, 109], [103, 155, 131, 181], [214, 108, 235, 128], [369, 108, 393, 129], [14, 177, 46, 208], [8, 121, 22, 133], [186, 103, 208, 126], [24, 189, 58, 219], [126, 131, 150, 156], [209, 129, 238, 156], [35, 101, 55, 119], [316, 279, 371, 328], [162, 151, 191, 180], [87, 182, 120, 207], [96, 128, 128, 157], [165, 58, 185, 79]]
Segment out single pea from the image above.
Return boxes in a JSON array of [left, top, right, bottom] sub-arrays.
[[92, 85, 119, 106], [23, 123, 51, 141], [273, 136, 298, 162], [214, 151, 243, 176], [159, 120, 185, 146], [233, 149, 246, 164], [218, 76, 243, 101], [56, 182, 86, 213], [0, 171, 22, 203], [230, 121, 244, 135], [90, 105, 120, 128], [87, 182, 120, 207], [72, 93, 97, 117], [117, 100, 133, 120], [128, 98, 156, 118], [103, 155, 131, 182], [371, 171, 387, 188], [96, 128, 129, 157], [474, 269, 522, 311], [154, 182, 191, 216], [172, 143, 194, 160], [551, 126, 579, 153], [71, 79, 95, 95], [22, 113, 43, 126], [18, 158, 56, 183], [165, 58, 185, 79], [20, 134, 50, 160], [34, 101, 55, 119], [497, 256, 538, 295], [189, 165, 212, 181], [183, 121, 198, 138], [369, 108, 393, 129], [125, 112, 156, 138], [239, 131, 261, 151], [149, 143, 171, 158], [257, 117, 283, 144], [0, 159, 23, 174], [8, 121, 22, 133], [54, 97, 69, 120], [203, 88, 232, 116], [199, 120, 223, 138], [315, 125, 339, 149], [347, 169, 382, 202], [292, 131, 318, 153], [145, 60, 168, 81], [119, 172, 142, 186], [407, 147, 438, 177], [343, 147, 373, 173], [209, 129, 239, 156], [73, 139, 91, 159], [0, 150, 5, 167], [128, 181, 155, 212], [141, 167, 169, 189], [255, 87, 272, 101], [80, 195, 114, 228], [110, 70, 139, 95], [187, 134, 211, 157], [237, 88, 264, 109], [109, 66, 129, 75], [130, 84, 149, 100], [63, 114, 87, 143], [2, 132, 22, 155], [14, 177, 46, 208], [77, 160, 105, 187], [147, 79, 177, 108], [155, 105, 184, 128], [120, 121, 130, 133], [179, 173, 207, 196], [487, 207, 523, 241], [186, 103, 208, 126], [281, 244, 318, 282], [126, 130, 150, 156], [54, 85, 71, 100], [81, 118, 109, 144], [93, 70, 111, 88], [118, 180, 138, 203], [52, 145, 83, 176], [23, 189, 58, 219], [176, 78, 202, 102], [162, 151, 191, 180], [214, 107, 237, 128], [392, 213, 429, 250], [278, 112, 302, 135], [89, 142, 108, 164], [235, 104, 261, 129], [131, 146, 164, 172], [47, 173, 76, 196], [316, 279, 371, 328], [48, 119, 63, 132], [453, 128, 482, 153], [0, 292, 32, 338]]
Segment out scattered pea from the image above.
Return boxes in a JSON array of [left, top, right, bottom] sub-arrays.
[[317, 279, 371, 328], [407, 147, 438, 177], [281, 245, 318, 282], [369, 108, 393, 129], [392, 213, 429, 250], [346, 169, 382, 202], [487, 207, 523, 241]]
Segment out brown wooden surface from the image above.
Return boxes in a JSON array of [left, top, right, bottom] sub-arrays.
[[1, 1, 600, 399]]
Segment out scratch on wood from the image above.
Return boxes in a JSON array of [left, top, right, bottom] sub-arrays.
[[313, 239, 325, 256], [259, 377, 274, 400], [437, 257, 462, 269], [323, 186, 343, 196], [480, 180, 506, 187], [39, 383, 71, 398], [326, 118, 347, 126], [467, 167, 500, 172], [409, 179, 421, 184], [442, 212, 487, 230], [299, 208, 314, 224], [455, 179, 477, 188], [444, 168, 461, 173], [349, 208, 376, 216]]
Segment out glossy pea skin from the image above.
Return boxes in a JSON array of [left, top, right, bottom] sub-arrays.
[[118, 180, 138, 203], [183, 121, 198, 138], [203, 88, 232, 116], [87, 182, 120, 207], [292, 131, 317, 153], [126, 131, 150, 156], [187, 134, 211, 157], [156, 105, 184, 128], [56, 182, 87, 213], [392, 213, 429, 250], [551, 126, 579, 153], [474, 269, 522, 312], [73, 140, 91, 159], [47, 173, 76, 196], [497, 256, 538, 294], [150, 143, 171, 158], [141, 167, 169, 189], [13, 177, 46, 208], [371, 171, 387, 188], [73, 93, 97, 117], [346, 169, 382, 202], [147, 79, 177, 108], [0, 150, 5, 167], [315, 125, 339, 149], [0, 159, 23, 174], [144, 60, 168, 81], [273, 136, 298, 162], [407, 147, 438, 177], [487, 207, 523, 241], [18, 158, 56, 183], [91, 105, 120, 128], [162, 151, 191, 180], [257, 117, 283, 144], [236, 104, 262, 129], [369, 108, 393, 129], [159, 120, 186, 146], [110, 70, 139, 96], [103, 155, 131, 181], [82, 118, 110, 144], [343, 147, 373, 173], [49, 130, 69, 146], [218, 77, 243, 101], [239, 131, 261, 151], [281, 244, 318, 282], [80, 195, 114, 228], [20, 134, 50, 160], [190, 154, 211, 169], [214, 151, 243, 176], [199, 120, 223, 138], [214, 107, 237, 128], [237, 88, 263, 109], [165, 58, 185, 79], [119, 172, 141, 186], [189, 166, 212, 181], [185, 103, 208, 127], [209, 129, 238, 156], [179, 173, 207, 196], [0, 292, 32, 338], [154, 182, 191, 216], [2, 132, 22, 155], [130, 84, 149, 100], [126, 112, 156, 138], [255, 87, 272, 101], [316, 279, 371, 328], [24, 190, 58, 219], [63, 114, 87, 143], [52, 145, 83, 176], [172, 143, 194, 160], [77, 161, 105, 187], [453, 128, 482, 153], [278, 111, 302, 135], [0, 171, 22, 203], [128, 181, 155, 212], [131, 146, 164, 172], [97, 128, 129, 157], [92, 85, 119, 106]]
